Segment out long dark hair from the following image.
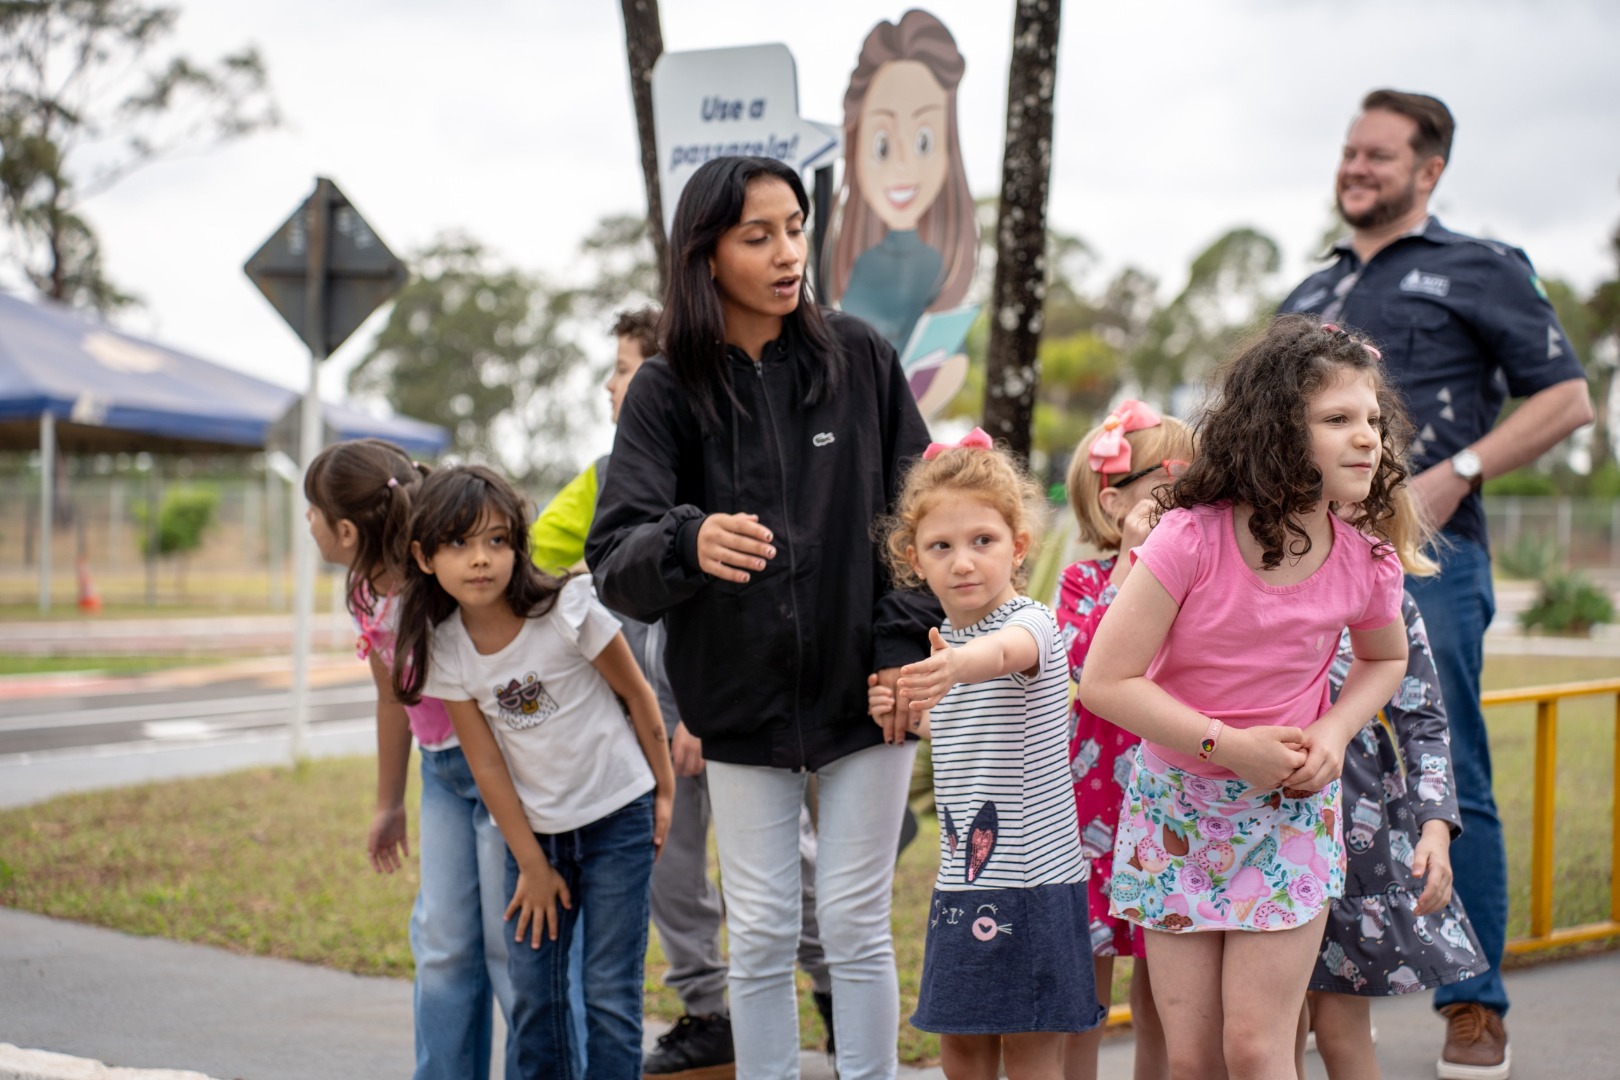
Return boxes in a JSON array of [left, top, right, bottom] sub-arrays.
[[1166, 314, 1412, 569], [662, 155, 845, 433], [303, 438, 429, 617], [393, 464, 568, 705]]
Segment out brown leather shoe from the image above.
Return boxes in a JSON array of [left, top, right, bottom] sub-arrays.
[[1437, 1002, 1511, 1079]]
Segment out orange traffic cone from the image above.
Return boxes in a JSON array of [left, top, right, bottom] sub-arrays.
[[76, 555, 102, 614]]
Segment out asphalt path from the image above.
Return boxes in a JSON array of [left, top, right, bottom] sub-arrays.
[[0, 667, 377, 809]]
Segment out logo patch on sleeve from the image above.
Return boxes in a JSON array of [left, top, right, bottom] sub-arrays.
[[813, 432, 836, 447], [1399, 269, 1450, 298]]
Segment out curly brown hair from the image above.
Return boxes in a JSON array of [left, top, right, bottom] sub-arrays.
[[879, 440, 1048, 594], [1166, 314, 1411, 569]]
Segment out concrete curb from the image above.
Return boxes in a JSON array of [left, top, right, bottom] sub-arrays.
[[0, 1045, 218, 1080]]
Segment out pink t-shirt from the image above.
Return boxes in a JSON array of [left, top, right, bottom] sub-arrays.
[[1132, 503, 1403, 778], [354, 582, 456, 749]]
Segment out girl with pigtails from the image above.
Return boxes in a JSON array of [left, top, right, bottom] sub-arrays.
[[304, 438, 513, 1080]]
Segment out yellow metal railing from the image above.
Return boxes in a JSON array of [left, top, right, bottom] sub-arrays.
[[1484, 677, 1620, 955]]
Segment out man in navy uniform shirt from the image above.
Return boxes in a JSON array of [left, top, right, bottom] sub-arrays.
[[1280, 89, 1592, 1080]]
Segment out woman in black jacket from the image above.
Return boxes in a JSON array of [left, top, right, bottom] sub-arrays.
[[586, 156, 937, 1079]]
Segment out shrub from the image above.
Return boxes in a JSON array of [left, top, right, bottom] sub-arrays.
[[1518, 570, 1616, 635], [1483, 470, 1558, 496], [136, 488, 219, 559], [1495, 534, 1559, 581]]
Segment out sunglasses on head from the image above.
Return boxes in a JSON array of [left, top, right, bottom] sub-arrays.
[[1107, 459, 1188, 489]]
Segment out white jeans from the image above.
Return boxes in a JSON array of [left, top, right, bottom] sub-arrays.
[[707, 740, 918, 1080]]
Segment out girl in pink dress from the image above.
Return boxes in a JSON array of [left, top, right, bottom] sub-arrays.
[[1080, 318, 1412, 1080], [1054, 400, 1192, 1080]]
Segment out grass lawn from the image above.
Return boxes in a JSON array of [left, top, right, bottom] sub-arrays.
[[0, 654, 231, 677], [0, 652, 1613, 1064]]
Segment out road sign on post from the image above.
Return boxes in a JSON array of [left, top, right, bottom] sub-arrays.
[[245, 180, 407, 356], [244, 178, 405, 762]]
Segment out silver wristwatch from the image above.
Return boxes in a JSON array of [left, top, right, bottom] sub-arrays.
[[1450, 448, 1484, 493]]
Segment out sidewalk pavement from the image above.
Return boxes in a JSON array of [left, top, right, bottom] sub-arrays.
[[0, 908, 949, 1080], [4, 905, 1618, 1080]]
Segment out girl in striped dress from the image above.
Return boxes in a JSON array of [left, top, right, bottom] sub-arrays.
[[870, 430, 1105, 1079]]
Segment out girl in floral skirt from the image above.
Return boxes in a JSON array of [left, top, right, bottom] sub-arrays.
[[1079, 317, 1411, 1080]]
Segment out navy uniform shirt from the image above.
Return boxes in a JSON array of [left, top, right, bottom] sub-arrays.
[[1280, 217, 1585, 548]]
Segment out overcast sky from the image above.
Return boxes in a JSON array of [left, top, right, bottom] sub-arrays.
[[17, 0, 1620, 435]]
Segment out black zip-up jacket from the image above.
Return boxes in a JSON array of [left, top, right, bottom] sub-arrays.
[[584, 310, 941, 770]]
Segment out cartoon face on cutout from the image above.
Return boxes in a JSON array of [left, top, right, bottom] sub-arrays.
[[855, 60, 949, 232], [828, 10, 977, 415]]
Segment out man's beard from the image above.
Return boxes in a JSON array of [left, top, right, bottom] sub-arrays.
[[1338, 174, 1418, 230]]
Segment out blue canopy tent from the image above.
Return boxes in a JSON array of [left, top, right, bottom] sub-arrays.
[[0, 291, 447, 455], [0, 291, 448, 609]]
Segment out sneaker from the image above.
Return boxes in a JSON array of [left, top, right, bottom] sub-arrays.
[[642, 1013, 735, 1080], [1437, 1003, 1511, 1080], [813, 988, 836, 1058]]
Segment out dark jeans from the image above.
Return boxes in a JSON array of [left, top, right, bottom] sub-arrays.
[[503, 792, 655, 1079], [1408, 538, 1510, 1016]]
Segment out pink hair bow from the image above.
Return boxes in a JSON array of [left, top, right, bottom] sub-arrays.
[[1087, 400, 1162, 475], [923, 426, 994, 460]]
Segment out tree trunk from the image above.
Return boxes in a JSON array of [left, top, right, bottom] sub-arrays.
[[619, 0, 668, 294], [983, 0, 1062, 464]]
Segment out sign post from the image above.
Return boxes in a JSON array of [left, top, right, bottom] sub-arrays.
[[245, 178, 405, 761], [651, 44, 841, 240]]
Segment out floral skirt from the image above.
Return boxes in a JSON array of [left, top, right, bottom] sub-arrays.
[[1109, 746, 1345, 933]]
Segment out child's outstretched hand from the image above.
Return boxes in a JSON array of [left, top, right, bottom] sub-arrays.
[[506, 859, 572, 949], [897, 628, 957, 714], [1218, 724, 1308, 790], [1410, 819, 1455, 916], [367, 804, 409, 874]]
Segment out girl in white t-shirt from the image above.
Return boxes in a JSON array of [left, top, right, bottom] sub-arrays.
[[304, 438, 515, 1080], [1079, 317, 1410, 1080], [392, 464, 675, 1080], [870, 430, 1104, 1080]]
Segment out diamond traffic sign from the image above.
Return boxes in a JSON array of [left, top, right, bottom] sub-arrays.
[[244, 178, 406, 357]]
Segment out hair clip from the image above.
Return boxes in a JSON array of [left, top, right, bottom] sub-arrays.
[[1088, 399, 1162, 477], [1322, 322, 1383, 362], [386, 477, 400, 490], [923, 427, 993, 460]]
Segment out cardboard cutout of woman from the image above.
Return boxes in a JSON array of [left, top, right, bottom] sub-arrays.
[[826, 9, 978, 416]]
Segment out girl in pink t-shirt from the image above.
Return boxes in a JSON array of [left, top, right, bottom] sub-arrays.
[[1079, 317, 1410, 1080], [305, 438, 514, 1079], [1055, 400, 1192, 1080]]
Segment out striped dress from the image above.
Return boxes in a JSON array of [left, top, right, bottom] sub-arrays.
[[927, 595, 1086, 891], [911, 595, 1102, 1035]]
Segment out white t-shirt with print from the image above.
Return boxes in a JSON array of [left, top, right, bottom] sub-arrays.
[[928, 596, 1086, 892], [421, 575, 654, 834]]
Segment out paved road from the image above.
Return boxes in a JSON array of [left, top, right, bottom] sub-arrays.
[[0, 660, 375, 809]]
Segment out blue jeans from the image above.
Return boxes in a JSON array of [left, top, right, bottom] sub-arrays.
[[414, 746, 516, 1080], [1408, 538, 1510, 1016], [503, 792, 655, 1080], [707, 741, 918, 1080]]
